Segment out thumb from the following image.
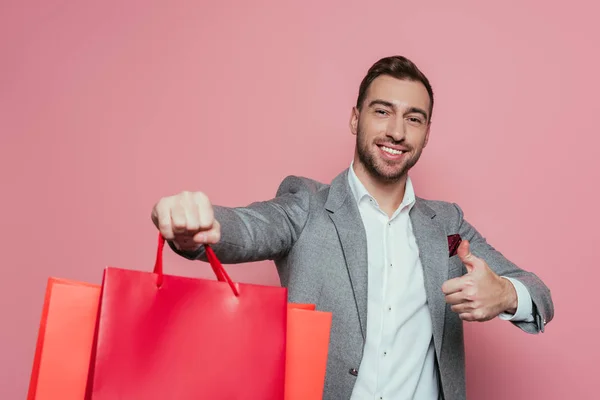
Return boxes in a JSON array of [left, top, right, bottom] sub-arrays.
[[457, 240, 478, 273]]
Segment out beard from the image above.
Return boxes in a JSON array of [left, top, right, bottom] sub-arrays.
[[356, 128, 423, 183]]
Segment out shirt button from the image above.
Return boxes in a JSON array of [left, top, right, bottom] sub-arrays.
[[388, 307, 392, 311], [383, 352, 387, 356]]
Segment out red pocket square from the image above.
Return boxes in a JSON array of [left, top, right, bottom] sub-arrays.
[[447, 234, 462, 257]]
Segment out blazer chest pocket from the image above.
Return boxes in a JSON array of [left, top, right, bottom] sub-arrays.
[[448, 256, 466, 278]]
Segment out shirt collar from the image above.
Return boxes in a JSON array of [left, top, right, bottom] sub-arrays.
[[347, 161, 416, 211]]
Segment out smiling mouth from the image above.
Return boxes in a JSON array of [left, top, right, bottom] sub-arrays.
[[378, 145, 405, 156]]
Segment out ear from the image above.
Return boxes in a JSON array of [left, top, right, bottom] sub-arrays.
[[349, 107, 359, 136]]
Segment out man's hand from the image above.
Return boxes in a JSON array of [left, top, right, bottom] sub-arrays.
[[441, 240, 518, 322], [151, 191, 220, 252]]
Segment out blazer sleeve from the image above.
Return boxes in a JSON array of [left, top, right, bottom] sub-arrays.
[[168, 175, 318, 264], [452, 203, 554, 334]]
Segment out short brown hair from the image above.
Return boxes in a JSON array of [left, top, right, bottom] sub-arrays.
[[356, 56, 434, 121]]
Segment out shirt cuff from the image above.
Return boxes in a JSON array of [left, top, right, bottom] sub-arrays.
[[498, 277, 535, 322]]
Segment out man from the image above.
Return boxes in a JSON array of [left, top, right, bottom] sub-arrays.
[[151, 56, 554, 400]]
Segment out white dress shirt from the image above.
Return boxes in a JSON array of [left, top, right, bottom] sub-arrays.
[[347, 164, 534, 400]]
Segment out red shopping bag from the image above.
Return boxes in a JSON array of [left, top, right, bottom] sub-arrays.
[[85, 234, 288, 400], [285, 304, 332, 400], [27, 278, 100, 400]]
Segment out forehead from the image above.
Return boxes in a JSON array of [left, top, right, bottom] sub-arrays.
[[364, 75, 430, 111]]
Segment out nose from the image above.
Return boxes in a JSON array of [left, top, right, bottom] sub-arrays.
[[386, 116, 406, 142]]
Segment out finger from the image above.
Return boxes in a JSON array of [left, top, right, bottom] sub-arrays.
[[441, 276, 468, 295], [457, 240, 475, 272], [193, 192, 214, 230], [457, 240, 484, 273], [182, 195, 200, 232], [173, 234, 203, 252], [209, 220, 221, 243], [460, 309, 491, 322], [459, 313, 476, 322], [170, 202, 188, 234], [193, 220, 221, 244], [153, 201, 175, 240], [445, 291, 468, 305], [451, 303, 474, 314]]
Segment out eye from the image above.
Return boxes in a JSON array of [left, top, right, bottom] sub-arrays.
[[407, 116, 424, 125], [375, 109, 389, 116]]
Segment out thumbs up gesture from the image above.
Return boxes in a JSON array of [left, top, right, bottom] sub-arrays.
[[441, 240, 518, 322]]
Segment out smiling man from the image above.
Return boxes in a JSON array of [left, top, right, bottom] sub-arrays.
[[151, 56, 554, 400]]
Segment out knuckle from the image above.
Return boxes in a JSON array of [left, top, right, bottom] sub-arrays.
[[200, 217, 215, 228], [177, 191, 194, 207], [153, 198, 169, 216], [157, 220, 171, 230], [171, 215, 186, 229], [192, 191, 208, 203], [464, 290, 477, 301], [172, 223, 185, 231], [187, 222, 200, 231]]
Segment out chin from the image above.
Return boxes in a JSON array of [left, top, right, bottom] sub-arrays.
[[357, 147, 411, 182], [371, 165, 407, 182]]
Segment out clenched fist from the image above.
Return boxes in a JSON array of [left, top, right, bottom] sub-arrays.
[[151, 191, 220, 252]]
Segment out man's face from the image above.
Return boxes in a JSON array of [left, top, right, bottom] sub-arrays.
[[350, 75, 431, 182]]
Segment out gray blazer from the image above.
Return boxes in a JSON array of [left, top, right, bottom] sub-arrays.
[[170, 169, 554, 400]]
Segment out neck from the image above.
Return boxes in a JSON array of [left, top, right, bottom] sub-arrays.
[[352, 160, 407, 217]]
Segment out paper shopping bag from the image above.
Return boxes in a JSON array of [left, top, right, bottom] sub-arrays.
[[285, 304, 332, 400], [85, 234, 288, 400], [27, 278, 101, 400]]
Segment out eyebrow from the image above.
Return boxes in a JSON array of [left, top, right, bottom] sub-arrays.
[[368, 99, 429, 121]]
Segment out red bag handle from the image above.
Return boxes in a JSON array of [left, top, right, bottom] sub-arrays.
[[154, 233, 240, 296]]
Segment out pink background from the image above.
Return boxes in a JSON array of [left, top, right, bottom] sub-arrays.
[[2, 1, 599, 399]]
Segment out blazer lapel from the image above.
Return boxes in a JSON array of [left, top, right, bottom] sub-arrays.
[[323, 170, 450, 351], [325, 169, 368, 341], [410, 199, 449, 357]]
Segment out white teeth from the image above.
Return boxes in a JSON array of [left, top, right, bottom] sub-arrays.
[[381, 146, 403, 155]]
